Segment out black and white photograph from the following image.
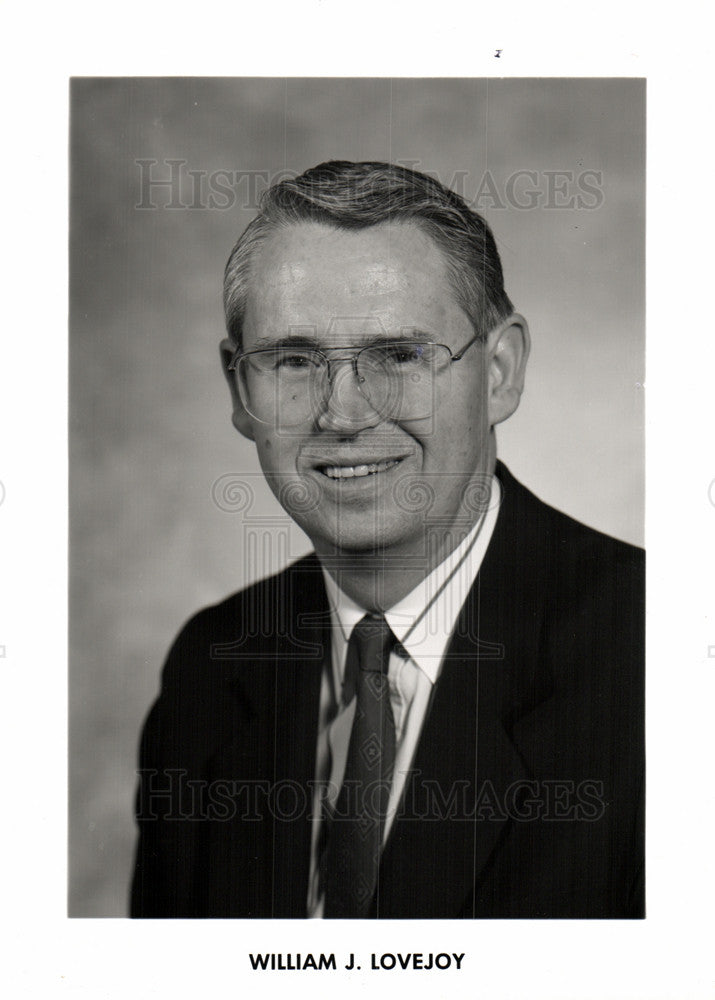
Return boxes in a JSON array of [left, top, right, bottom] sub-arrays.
[[69, 78, 645, 920]]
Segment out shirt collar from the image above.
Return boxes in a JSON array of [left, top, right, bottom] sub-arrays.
[[321, 475, 502, 686]]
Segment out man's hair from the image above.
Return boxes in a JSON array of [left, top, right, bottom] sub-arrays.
[[223, 160, 513, 347]]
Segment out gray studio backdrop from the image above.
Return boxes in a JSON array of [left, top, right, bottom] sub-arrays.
[[69, 77, 645, 916]]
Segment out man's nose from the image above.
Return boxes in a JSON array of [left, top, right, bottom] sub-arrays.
[[315, 358, 382, 433]]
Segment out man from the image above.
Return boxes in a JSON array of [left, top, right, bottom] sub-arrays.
[[131, 160, 644, 919]]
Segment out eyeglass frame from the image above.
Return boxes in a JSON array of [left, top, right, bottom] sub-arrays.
[[226, 331, 484, 425]]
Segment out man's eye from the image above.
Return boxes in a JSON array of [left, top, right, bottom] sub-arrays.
[[275, 352, 317, 370], [383, 344, 425, 364]]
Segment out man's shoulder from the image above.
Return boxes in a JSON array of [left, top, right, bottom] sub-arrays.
[[496, 460, 644, 578], [491, 462, 644, 654], [493, 464, 644, 768], [161, 552, 325, 679], [492, 463, 644, 709], [182, 551, 323, 629]]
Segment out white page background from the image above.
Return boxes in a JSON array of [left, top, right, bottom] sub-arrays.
[[1, 3, 713, 998]]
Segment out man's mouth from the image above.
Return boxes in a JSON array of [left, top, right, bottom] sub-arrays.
[[318, 458, 402, 480]]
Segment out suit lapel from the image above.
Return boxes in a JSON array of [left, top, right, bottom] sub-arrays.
[[269, 641, 325, 916], [205, 556, 328, 917], [377, 464, 554, 917], [264, 556, 329, 917]]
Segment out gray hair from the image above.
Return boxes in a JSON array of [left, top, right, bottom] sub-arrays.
[[223, 160, 513, 347]]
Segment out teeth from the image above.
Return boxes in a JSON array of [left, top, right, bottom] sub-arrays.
[[323, 459, 399, 479]]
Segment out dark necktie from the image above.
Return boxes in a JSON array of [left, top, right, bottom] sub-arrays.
[[323, 613, 397, 918]]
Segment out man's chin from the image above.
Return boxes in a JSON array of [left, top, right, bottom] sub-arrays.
[[305, 518, 417, 560]]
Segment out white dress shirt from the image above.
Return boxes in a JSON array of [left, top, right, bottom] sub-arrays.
[[307, 475, 502, 917]]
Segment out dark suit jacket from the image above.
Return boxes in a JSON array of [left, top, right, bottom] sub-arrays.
[[131, 462, 644, 919]]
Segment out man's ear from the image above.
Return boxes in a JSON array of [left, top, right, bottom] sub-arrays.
[[220, 338, 255, 441], [486, 313, 531, 427]]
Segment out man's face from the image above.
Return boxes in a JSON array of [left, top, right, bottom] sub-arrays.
[[234, 221, 501, 560]]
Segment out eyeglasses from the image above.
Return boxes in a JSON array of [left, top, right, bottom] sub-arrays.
[[227, 333, 482, 427]]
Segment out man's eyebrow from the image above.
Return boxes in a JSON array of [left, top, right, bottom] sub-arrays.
[[251, 330, 436, 349], [251, 334, 321, 349], [349, 331, 438, 348]]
